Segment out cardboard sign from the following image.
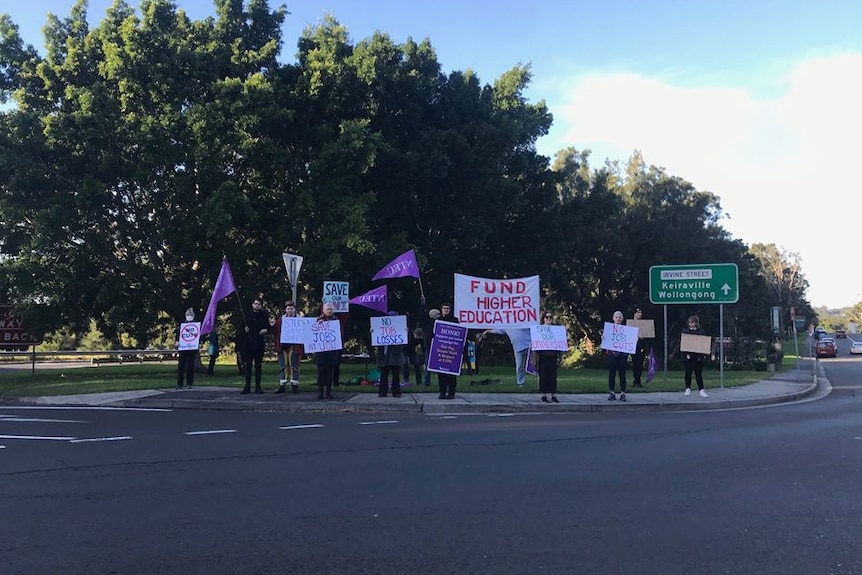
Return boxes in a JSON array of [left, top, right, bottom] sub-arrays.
[[280, 316, 309, 344], [302, 319, 343, 353], [178, 322, 201, 351], [626, 318, 655, 338], [600, 322, 639, 354], [530, 325, 568, 351], [681, 333, 711, 355], [323, 281, 350, 313], [370, 315, 408, 346], [427, 320, 468, 375]]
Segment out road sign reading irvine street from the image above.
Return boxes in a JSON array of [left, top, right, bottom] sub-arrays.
[[649, 263, 739, 304]]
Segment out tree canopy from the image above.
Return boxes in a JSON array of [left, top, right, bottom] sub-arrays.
[[0, 0, 812, 353]]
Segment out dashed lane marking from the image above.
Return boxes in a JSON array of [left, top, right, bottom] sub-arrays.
[[69, 436, 132, 443], [184, 429, 237, 436], [0, 434, 76, 441], [0, 416, 88, 423], [359, 420, 399, 426], [0, 406, 171, 412], [279, 424, 325, 430]]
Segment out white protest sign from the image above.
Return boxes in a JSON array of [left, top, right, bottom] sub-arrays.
[[280, 316, 310, 344], [302, 319, 343, 353], [600, 322, 639, 354], [454, 273, 540, 328], [530, 325, 568, 351], [323, 281, 350, 313], [178, 322, 202, 351], [369, 315, 408, 346]]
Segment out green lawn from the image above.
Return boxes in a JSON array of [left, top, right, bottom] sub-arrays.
[[0, 358, 775, 398]]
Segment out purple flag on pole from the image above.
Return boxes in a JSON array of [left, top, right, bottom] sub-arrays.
[[349, 285, 388, 313], [371, 249, 420, 281], [200, 258, 237, 335]]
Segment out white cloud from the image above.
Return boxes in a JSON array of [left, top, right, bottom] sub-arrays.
[[539, 53, 862, 308]]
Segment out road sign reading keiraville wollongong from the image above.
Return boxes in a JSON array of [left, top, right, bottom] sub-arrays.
[[649, 264, 739, 304]]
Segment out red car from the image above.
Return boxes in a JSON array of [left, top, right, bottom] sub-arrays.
[[816, 340, 837, 358]]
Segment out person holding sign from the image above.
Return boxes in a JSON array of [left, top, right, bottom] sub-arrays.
[[479, 327, 531, 387], [534, 312, 562, 403], [606, 311, 629, 402], [682, 315, 709, 397], [273, 301, 303, 394], [314, 303, 341, 400], [435, 303, 461, 399], [629, 307, 653, 388], [376, 311, 407, 397], [176, 307, 199, 390]]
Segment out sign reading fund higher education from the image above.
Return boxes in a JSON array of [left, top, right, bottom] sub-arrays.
[[454, 274, 539, 328], [649, 264, 739, 304]]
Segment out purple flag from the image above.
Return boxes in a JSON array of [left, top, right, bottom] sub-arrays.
[[371, 249, 420, 281], [349, 285, 388, 313], [201, 258, 237, 335], [646, 348, 659, 383]]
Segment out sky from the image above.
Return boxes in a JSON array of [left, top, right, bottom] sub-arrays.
[[4, 0, 862, 309]]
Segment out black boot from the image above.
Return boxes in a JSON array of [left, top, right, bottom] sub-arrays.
[[240, 386, 250, 395], [324, 384, 334, 399]]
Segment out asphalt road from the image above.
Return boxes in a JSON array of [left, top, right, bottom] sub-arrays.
[[2, 346, 861, 574]]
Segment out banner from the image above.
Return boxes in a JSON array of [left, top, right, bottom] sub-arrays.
[[372, 249, 420, 281], [681, 333, 711, 355], [323, 281, 350, 313], [349, 285, 388, 313], [178, 322, 202, 351], [454, 274, 540, 328], [302, 319, 343, 353], [369, 315, 408, 346], [530, 325, 568, 351], [201, 258, 237, 335], [427, 320, 467, 375], [600, 322, 639, 354]]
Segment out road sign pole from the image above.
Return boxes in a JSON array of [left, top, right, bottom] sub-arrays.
[[663, 304, 668, 384], [719, 304, 724, 389]]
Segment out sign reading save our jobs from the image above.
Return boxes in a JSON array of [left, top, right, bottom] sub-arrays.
[[649, 263, 739, 304]]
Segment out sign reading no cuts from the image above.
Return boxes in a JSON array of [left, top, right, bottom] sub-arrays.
[[649, 263, 739, 304]]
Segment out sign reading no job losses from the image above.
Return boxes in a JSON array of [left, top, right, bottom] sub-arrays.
[[649, 263, 739, 304]]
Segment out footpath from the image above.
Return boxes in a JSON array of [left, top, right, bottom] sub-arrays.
[[6, 364, 824, 416]]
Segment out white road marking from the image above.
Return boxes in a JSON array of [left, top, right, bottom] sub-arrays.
[[278, 424, 325, 430], [69, 436, 132, 443], [0, 406, 170, 412], [359, 420, 399, 426], [184, 429, 236, 436], [0, 416, 88, 423], [0, 445, 5, 449], [0, 434, 76, 441], [487, 413, 515, 417]]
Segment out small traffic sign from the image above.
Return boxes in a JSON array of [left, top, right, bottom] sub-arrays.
[[649, 263, 739, 304]]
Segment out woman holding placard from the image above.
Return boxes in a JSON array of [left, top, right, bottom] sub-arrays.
[[377, 311, 406, 397], [535, 312, 561, 403], [682, 315, 709, 397], [314, 303, 340, 399], [606, 310, 628, 401]]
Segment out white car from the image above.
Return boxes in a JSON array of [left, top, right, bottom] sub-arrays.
[[850, 341, 862, 355]]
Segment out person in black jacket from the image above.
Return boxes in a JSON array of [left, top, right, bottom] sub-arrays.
[[630, 307, 651, 388], [435, 303, 461, 399], [315, 302, 341, 399], [176, 307, 197, 390], [241, 299, 275, 394], [682, 315, 709, 398]]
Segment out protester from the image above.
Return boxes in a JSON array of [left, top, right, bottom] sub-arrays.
[[434, 303, 460, 399], [176, 307, 197, 390], [206, 330, 219, 375], [241, 298, 275, 394], [401, 314, 422, 386], [606, 310, 628, 401], [314, 302, 340, 399], [272, 300, 303, 394], [480, 327, 531, 386], [630, 307, 651, 388], [535, 311, 561, 403], [422, 308, 440, 386], [377, 311, 406, 397], [682, 315, 709, 397]]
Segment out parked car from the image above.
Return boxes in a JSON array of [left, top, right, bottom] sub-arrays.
[[816, 340, 837, 358], [835, 328, 847, 338], [850, 341, 862, 355]]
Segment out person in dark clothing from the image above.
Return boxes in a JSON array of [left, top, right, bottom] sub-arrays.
[[401, 316, 423, 385], [314, 303, 341, 399], [630, 307, 651, 388], [206, 331, 219, 375], [435, 303, 461, 400], [378, 311, 407, 397], [536, 311, 561, 403], [232, 329, 246, 375], [682, 315, 709, 397], [176, 307, 197, 390], [241, 299, 274, 394], [422, 309, 440, 386], [606, 310, 628, 402]]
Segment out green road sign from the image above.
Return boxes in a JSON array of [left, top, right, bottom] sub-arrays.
[[649, 263, 739, 304]]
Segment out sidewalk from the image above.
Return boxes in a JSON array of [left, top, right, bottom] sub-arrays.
[[9, 366, 823, 415]]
